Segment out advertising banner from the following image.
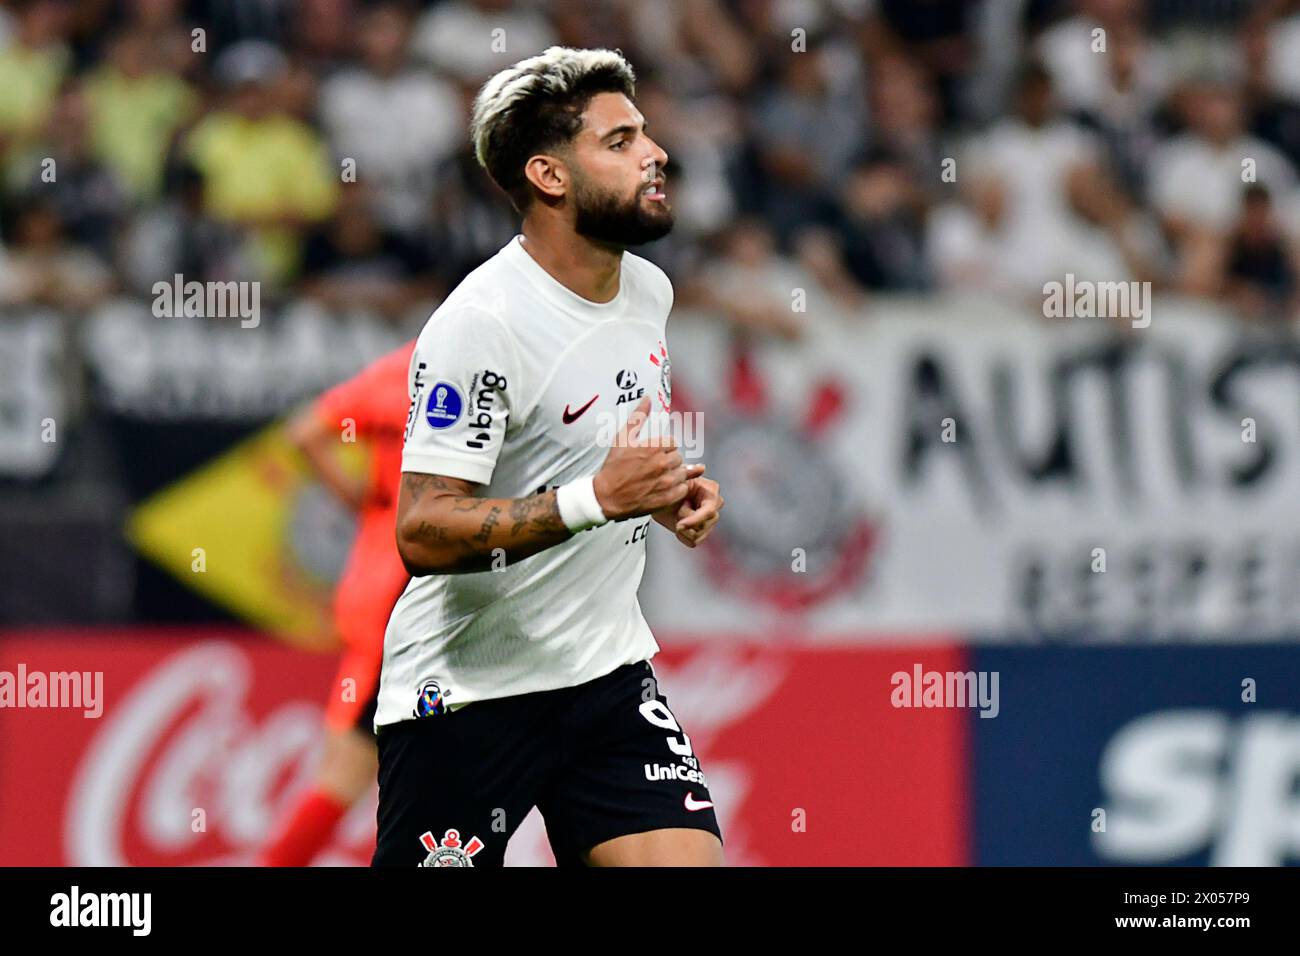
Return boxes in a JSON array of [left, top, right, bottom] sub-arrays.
[[74, 296, 1300, 641], [7, 630, 1296, 866], [970, 644, 1300, 866], [646, 301, 1300, 640], [0, 629, 968, 866]]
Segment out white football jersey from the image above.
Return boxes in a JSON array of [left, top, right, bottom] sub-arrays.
[[374, 234, 676, 728]]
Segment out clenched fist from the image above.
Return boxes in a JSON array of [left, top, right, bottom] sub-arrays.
[[592, 397, 690, 521]]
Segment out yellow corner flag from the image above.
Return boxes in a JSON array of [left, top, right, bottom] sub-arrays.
[[126, 421, 367, 651]]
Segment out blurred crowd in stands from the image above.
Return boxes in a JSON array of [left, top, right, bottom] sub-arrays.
[[2, 0, 1300, 334]]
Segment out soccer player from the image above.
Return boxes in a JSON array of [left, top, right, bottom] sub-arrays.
[[372, 47, 726, 867], [259, 340, 414, 867]]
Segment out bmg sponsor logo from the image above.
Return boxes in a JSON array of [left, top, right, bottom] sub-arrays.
[[465, 369, 507, 450]]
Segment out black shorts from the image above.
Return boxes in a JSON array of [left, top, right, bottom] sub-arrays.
[[372, 660, 722, 867]]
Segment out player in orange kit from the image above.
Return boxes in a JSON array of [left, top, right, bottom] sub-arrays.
[[259, 340, 415, 866]]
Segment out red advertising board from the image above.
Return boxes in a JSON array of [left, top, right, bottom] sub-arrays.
[[0, 629, 968, 866]]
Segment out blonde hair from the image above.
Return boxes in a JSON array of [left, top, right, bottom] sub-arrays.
[[469, 46, 636, 211]]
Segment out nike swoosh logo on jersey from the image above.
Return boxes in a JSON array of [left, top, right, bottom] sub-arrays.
[[684, 793, 714, 811], [562, 394, 599, 424]]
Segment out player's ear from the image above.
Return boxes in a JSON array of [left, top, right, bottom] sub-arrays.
[[523, 153, 567, 202]]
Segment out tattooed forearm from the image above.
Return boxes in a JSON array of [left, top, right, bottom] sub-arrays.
[[472, 506, 502, 543], [508, 491, 565, 537], [397, 478, 574, 575], [403, 472, 460, 505], [413, 520, 448, 542]]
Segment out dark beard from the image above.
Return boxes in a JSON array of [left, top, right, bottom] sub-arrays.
[[572, 176, 674, 247]]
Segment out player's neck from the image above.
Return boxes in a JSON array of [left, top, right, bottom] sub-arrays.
[[518, 219, 623, 305]]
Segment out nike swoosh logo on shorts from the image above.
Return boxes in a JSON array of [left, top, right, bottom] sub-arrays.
[[684, 793, 714, 811], [563, 394, 599, 424]]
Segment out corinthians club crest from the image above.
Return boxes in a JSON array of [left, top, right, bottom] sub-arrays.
[[686, 343, 877, 610], [418, 828, 484, 867], [649, 340, 671, 411]]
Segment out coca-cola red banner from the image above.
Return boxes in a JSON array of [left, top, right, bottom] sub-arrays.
[[0, 629, 968, 866]]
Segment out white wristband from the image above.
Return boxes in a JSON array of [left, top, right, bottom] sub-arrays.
[[555, 475, 608, 532]]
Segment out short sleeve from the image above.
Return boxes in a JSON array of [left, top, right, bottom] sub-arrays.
[[401, 306, 520, 485]]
